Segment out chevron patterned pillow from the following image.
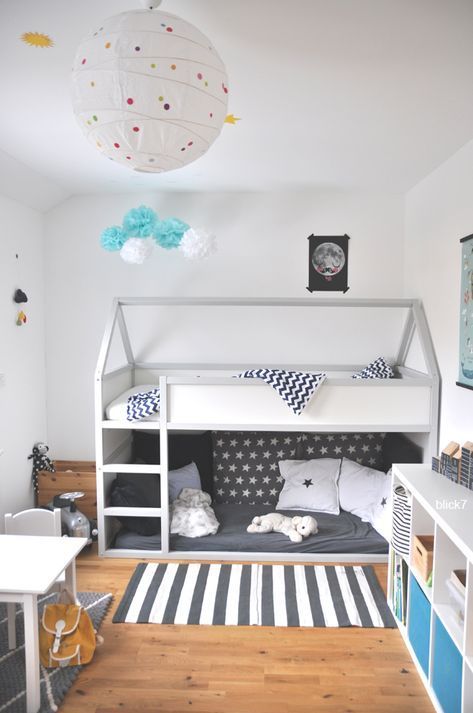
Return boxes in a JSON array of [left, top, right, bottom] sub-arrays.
[[126, 388, 161, 421], [352, 357, 394, 380]]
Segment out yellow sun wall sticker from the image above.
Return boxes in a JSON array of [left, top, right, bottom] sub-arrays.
[[20, 32, 54, 48], [224, 114, 241, 125]]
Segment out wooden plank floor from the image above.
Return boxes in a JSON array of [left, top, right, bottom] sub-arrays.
[[61, 549, 434, 713]]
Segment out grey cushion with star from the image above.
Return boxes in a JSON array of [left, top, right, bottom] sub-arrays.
[[211, 431, 298, 505], [295, 432, 385, 470], [211, 431, 386, 506]]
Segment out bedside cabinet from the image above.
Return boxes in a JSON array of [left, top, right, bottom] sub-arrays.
[[37, 460, 97, 521]]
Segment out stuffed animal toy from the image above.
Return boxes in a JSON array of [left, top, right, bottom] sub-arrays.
[[170, 488, 220, 538], [28, 442, 55, 497], [247, 512, 318, 543]]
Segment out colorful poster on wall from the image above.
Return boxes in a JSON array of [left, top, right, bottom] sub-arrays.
[[457, 233, 473, 390]]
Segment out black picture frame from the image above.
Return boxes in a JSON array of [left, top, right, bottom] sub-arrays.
[[307, 234, 350, 293], [456, 232, 473, 390]]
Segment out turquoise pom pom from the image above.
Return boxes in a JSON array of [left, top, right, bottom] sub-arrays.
[[123, 205, 158, 238], [100, 225, 126, 251], [153, 217, 190, 249]]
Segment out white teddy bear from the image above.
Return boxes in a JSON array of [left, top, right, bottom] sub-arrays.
[[247, 512, 318, 543]]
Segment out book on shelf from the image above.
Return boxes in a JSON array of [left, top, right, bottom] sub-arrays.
[[440, 441, 460, 481], [432, 456, 440, 473], [392, 553, 409, 624], [451, 451, 461, 483], [460, 441, 473, 489]]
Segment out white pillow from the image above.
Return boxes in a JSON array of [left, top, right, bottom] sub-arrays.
[[276, 459, 341, 514], [168, 462, 202, 502], [105, 385, 158, 421], [339, 458, 392, 530], [370, 469, 393, 541]]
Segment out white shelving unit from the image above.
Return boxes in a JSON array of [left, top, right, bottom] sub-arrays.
[[389, 464, 473, 713]]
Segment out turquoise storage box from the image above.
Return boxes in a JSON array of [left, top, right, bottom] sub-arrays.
[[407, 573, 431, 676], [432, 615, 462, 713]]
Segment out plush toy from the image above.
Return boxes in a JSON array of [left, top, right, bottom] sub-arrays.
[[170, 488, 220, 538], [28, 442, 55, 496], [247, 512, 318, 543]]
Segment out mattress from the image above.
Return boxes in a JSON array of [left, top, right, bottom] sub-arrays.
[[113, 503, 388, 554]]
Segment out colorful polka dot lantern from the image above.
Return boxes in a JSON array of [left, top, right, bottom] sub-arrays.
[[71, 9, 228, 173]]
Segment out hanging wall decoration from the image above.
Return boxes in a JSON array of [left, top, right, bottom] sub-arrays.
[[16, 310, 27, 326], [224, 114, 241, 125], [20, 32, 54, 48], [306, 234, 350, 293], [14, 288, 28, 326], [14, 289, 28, 304], [457, 232, 473, 390], [100, 204, 217, 263], [12, 251, 29, 324], [71, 0, 229, 174]]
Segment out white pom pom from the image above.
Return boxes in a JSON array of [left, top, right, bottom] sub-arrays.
[[120, 238, 153, 264], [179, 228, 217, 260]]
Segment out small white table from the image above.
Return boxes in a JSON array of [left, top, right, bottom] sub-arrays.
[[0, 535, 87, 713]]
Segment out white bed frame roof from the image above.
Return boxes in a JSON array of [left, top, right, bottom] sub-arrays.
[[96, 296, 439, 380]]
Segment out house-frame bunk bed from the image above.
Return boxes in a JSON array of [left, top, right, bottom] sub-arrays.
[[95, 297, 439, 563]]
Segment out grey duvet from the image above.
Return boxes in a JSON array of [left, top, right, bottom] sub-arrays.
[[114, 503, 387, 554]]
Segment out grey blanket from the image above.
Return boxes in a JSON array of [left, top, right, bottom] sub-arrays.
[[115, 503, 387, 554]]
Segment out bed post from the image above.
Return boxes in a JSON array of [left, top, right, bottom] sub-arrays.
[[95, 298, 120, 556], [159, 375, 169, 554], [411, 300, 440, 459]]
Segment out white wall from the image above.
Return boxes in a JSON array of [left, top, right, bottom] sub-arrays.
[[0, 194, 47, 527], [44, 189, 404, 458], [405, 139, 473, 447]]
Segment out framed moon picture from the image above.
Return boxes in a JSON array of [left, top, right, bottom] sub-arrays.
[[307, 234, 350, 293]]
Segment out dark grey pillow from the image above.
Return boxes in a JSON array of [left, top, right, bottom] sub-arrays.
[[111, 473, 160, 536], [381, 433, 422, 472], [133, 430, 214, 496]]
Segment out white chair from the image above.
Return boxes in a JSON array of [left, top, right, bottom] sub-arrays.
[[5, 508, 77, 649]]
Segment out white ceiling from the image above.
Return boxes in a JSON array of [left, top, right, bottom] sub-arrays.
[[1, 0, 473, 211]]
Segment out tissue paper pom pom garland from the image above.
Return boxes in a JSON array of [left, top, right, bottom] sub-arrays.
[[153, 217, 190, 249], [179, 228, 217, 260], [123, 205, 158, 237], [120, 238, 153, 264], [100, 225, 127, 251], [100, 204, 216, 262]]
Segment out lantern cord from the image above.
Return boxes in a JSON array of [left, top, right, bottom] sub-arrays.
[[140, 0, 162, 9]]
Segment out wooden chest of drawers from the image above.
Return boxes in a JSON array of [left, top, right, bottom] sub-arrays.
[[37, 460, 97, 521]]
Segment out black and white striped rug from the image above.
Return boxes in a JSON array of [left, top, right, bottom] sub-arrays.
[[113, 563, 395, 628]]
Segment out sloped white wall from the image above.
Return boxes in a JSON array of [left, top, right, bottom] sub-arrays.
[[44, 189, 404, 458], [0, 194, 47, 528], [405, 139, 473, 447]]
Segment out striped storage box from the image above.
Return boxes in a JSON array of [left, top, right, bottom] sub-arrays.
[[391, 484, 412, 557]]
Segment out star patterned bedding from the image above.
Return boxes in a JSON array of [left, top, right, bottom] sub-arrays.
[[211, 431, 385, 505]]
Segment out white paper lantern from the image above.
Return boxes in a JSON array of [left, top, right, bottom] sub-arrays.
[[71, 8, 229, 173], [120, 237, 153, 264]]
